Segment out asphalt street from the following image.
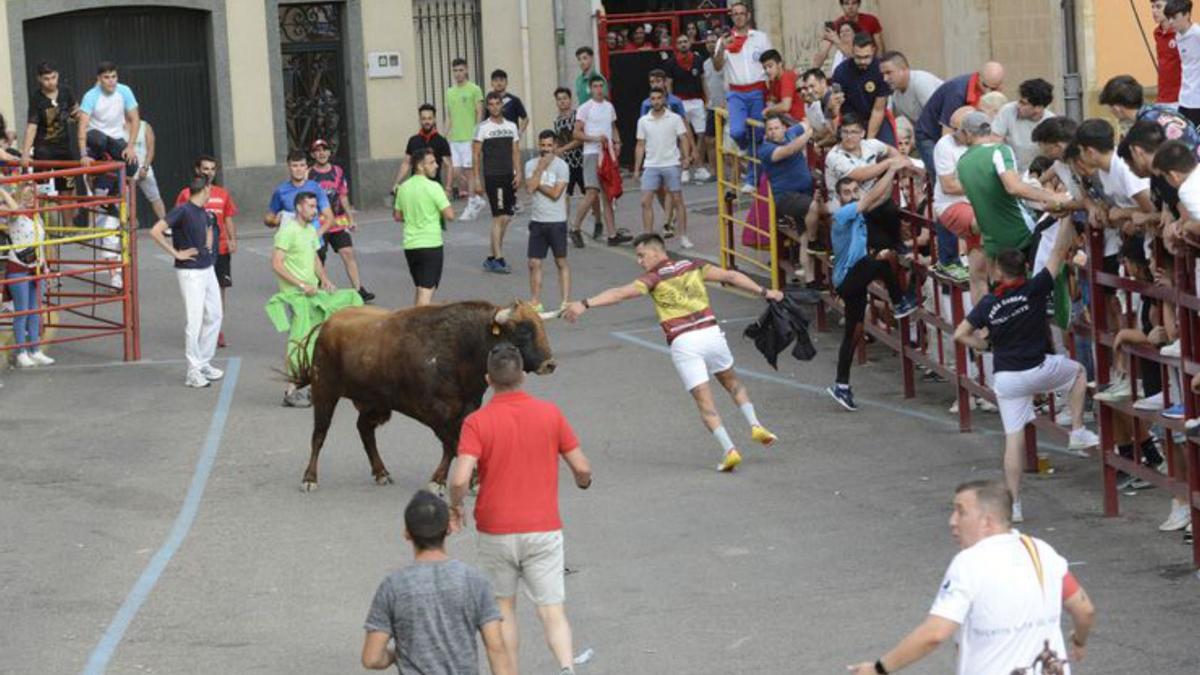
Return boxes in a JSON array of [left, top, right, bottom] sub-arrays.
[[1, 183, 1198, 674]]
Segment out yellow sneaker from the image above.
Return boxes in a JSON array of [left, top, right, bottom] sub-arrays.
[[717, 448, 743, 472], [750, 425, 777, 447]]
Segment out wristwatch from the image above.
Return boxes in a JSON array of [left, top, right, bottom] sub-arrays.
[[582, 298, 591, 309], [874, 659, 889, 674]]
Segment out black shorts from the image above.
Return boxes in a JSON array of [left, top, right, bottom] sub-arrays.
[[1102, 253, 1120, 276], [405, 246, 444, 289], [567, 164, 585, 197], [528, 221, 568, 259], [33, 145, 76, 194], [325, 229, 353, 252], [484, 175, 516, 216], [214, 253, 232, 288], [776, 191, 813, 224], [705, 109, 716, 138]]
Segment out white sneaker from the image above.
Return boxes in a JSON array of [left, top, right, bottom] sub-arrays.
[[679, 235, 694, 249], [29, 350, 55, 366], [977, 398, 998, 413], [693, 167, 712, 182], [1094, 378, 1132, 402], [1012, 501, 1024, 523], [1055, 408, 1073, 426], [15, 352, 37, 368], [1159, 500, 1191, 531], [681, 168, 692, 183], [1160, 339, 1182, 358], [199, 364, 224, 381], [185, 371, 211, 388], [1068, 427, 1100, 450], [738, 183, 756, 194], [1133, 392, 1165, 411]]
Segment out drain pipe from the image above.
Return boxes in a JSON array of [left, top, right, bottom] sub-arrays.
[[1062, 0, 1083, 121], [520, 0, 535, 153], [553, 0, 568, 87]]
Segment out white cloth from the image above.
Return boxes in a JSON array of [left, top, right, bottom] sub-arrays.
[[824, 138, 890, 204], [176, 267, 223, 375], [719, 30, 771, 87], [1177, 165, 1200, 219], [681, 98, 706, 133], [930, 531, 1071, 675], [450, 141, 473, 168], [932, 134, 970, 216], [524, 156, 569, 222], [669, 326, 734, 391], [636, 110, 687, 168], [132, 121, 154, 177], [805, 99, 828, 132], [1096, 153, 1150, 256], [890, 69, 943, 124], [1177, 23, 1200, 108], [703, 58, 727, 110], [993, 354, 1081, 433], [576, 99, 617, 156], [991, 102, 1055, 172]]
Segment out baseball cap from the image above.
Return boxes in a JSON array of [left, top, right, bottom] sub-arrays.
[[960, 111, 992, 137], [310, 138, 330, 150]]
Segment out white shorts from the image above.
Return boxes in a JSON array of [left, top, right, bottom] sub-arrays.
[[681, 98, 706, 133], [477, 530, 565, 605], [450, 141, 473, 168], [670, 325, 734, 391], [993, 354, 1082, 433]]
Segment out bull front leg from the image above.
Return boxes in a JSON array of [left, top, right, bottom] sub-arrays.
[[356, 407, 394, 485]]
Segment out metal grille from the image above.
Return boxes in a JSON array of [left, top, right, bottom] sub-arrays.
[[412, 0, 483, 115], [279, 2, 348, 163]]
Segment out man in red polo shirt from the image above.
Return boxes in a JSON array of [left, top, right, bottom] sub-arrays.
[[175, 154, 238, 348], [1154, 0, 1182, 105], [759, 49, 806, 124], [449, 342, 593, 675]]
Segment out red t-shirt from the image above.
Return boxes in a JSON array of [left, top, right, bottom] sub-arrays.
[[457, 390, 579, 535], [174, 185, 239, 255], [1156, 26, 1181, 104], [768, 69, 807, 122], [835, 12, 883, 35]]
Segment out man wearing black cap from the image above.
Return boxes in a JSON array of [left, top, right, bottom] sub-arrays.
[[309, 138, 374, 303], [362, 490, 514, 674]]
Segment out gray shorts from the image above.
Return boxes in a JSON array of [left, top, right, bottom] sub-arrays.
[[136, 171, 161, 203], [477, 530, 565, 605], [582, 153, 601, 190]]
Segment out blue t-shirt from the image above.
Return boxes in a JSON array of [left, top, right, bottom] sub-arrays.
[[165, 202, 215, 270], [831, 202, 869, 288], [967, 269, 1055, 373], [757, 124, 813, 195], [916, 73, 971, 143], [640, 94, 687, 118], [268, 179, 331, 230]]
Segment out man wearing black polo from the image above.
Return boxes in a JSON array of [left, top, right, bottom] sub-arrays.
[[21, 61, 79, 196], [396, 103, 453, 194], [831, 32, 894, 146]]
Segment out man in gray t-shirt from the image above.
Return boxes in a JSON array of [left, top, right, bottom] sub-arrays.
[[879, 51, 943, 125], [362, 491, 512, 675], [524, 130, 571, 312]]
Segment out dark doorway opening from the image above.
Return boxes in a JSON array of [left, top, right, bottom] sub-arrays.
[[278, 2, 350, 181]]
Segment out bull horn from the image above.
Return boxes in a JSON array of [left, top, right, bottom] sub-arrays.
[[494, 307, 513, 324], [538, 309, 562, 320]]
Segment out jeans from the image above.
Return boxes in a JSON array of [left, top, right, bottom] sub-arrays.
[[8, 269, 41, 353], [918, 136, 959, 266], [176, 267, 223, 375], [86, 129, 138, 200], [728, 89, 765, 185]]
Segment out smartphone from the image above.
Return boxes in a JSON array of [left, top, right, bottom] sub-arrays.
[[831, 82, 842, 94], [824, 21, 836, 31]]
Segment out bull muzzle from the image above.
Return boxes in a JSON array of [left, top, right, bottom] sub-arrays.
[[536, 360, 557, 375]]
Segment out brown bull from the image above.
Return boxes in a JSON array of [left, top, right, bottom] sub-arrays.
[[287, 300, 556, 491]]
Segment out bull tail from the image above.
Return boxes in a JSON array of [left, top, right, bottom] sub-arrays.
[[281, 324, 323, 389]]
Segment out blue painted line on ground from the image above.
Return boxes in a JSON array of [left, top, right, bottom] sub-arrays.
[[82, 357, 242, 675], [610, 331, 1079, 457]]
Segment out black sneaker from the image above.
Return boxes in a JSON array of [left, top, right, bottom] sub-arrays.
[[663, 220, 676, 239], [893, 295, 919, 319], [592, 221, 604, 241], [827, 385, 858, 411], [570, 229, 586, 249], [357, 287, 376, 303], [607, 232, 632, 246]]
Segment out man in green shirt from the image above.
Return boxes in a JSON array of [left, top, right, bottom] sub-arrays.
[[956, 111, 1068, 261], [394, 148, 456, 306], [574, 46, 606, 105], [445, 57, 485, 219]]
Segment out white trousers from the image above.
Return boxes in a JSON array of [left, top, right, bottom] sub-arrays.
[[176, 267, 223, 374]]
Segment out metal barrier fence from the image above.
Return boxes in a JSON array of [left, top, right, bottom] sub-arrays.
[[712, 108, 782, 290], [0, 160, 140, 362]]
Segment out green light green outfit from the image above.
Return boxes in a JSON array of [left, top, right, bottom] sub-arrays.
[[445, 81, 484, 143], [394, 174, 451, 249], [955, 143, 1034, 258]]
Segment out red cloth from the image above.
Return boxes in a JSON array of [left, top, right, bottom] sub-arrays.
[[768, 69, 807, 121], [834, 12, 883, 35], [1156, 26, 1182, 104], [1062, 571, 1080, 600], [174, 185, 240, 255], [598, 139, 623, 201], [724, 31, 749, 53], [457, 390, 580, 535], [965, 72, 985, 108], [742, 173, 772, 248]]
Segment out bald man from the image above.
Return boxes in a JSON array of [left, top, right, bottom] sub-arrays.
[[931, 105, 989, 301], [916, 62, 1005, 267]]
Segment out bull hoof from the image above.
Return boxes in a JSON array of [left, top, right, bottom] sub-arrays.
[[300, 480, 318, 492], [375, 474, 394, 486]]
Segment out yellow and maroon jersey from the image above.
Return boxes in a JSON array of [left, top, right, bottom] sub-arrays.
[[634, 258, 717, 344]]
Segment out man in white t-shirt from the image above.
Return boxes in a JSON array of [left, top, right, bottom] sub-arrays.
[[1166, 0, 1200, 126], [572, 75, 626, 246], [879, 51, 942, 126], [1071, 119, 1154, 264], [712, 1, 772, 185], [77, 61, 140, 197], [991, 78, 1056, 172], [849, 480, 1095, 675], [823, 113, 900, 206], [525, 130, 571, 313], [932, 106, 987, 300], [635, 88, 693, 248]]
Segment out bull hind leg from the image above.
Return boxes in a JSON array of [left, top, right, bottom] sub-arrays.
[[301, 388, 340, 492], [427, 423, 464, 497], [356, 406, 395, 485]]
